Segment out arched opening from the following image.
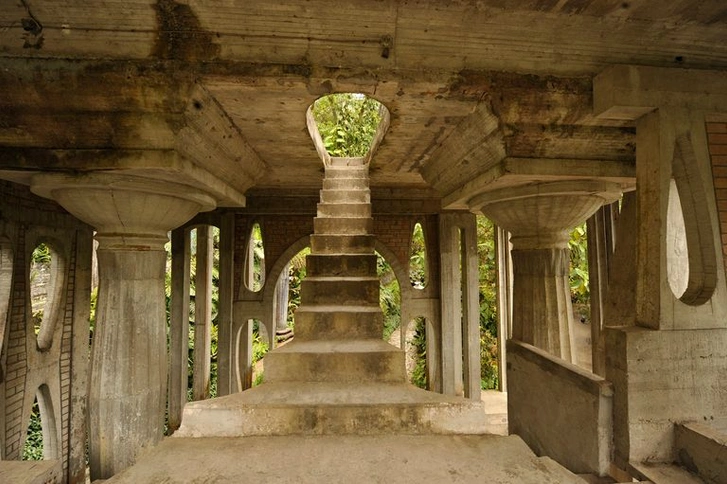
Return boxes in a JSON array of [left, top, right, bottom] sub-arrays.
[[377, 250, 401, 344], [29, 241, 65, 351], [279, 247, 310, 339], [244, 223, 265, 293], [409, 222, 428, 290], [307, 93, 390, 163], [22, 385, 59, 460]]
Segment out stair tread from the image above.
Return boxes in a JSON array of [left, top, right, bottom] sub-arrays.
[[271, 339, 400, 354], [183, 382, 483, 408]]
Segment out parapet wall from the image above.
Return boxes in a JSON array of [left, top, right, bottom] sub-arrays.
[[606, 326, 727, 467], [507, 339, 613, 476]]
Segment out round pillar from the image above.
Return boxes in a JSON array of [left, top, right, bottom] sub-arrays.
[[472, 181, 621, 361], [31, 173, 215, 478]]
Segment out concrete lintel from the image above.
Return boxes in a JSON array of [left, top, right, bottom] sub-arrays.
[[444, 158, 634, 210], [177, 84, 266, 191], [594, 65, 727, 120], [0, 148, 247, 207]]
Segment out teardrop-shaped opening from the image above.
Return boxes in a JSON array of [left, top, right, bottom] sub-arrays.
[[307, 93, 390, 164], [23, 385, 59, 460], [244, 223, 265, 293], [667, 179, 689, 299], [671, 135, 718, 305], [409, 222, 428, 290], [30, 242, 65, 351]]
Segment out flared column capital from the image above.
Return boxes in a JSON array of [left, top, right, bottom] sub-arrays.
[[471, 180, 621, 250], [30, 172, 216, 248]]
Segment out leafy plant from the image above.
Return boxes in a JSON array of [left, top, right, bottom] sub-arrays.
[[311, 93, 383, 157]]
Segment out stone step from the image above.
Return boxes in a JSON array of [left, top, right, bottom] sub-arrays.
[[329, 157, 366, 167], [294, 305, 383, 340], [300, 276, 380, 305], [314, 217, 373, 235], [324, 166, 369, 179], [306, 254, 377, 277], [323, 178, 370, 190], [264, 339, 407, 384], [176, 382, 492, 438], [320, 189, 370, 204], [310, 234, 376, 255], [317, 202, 371, 218]]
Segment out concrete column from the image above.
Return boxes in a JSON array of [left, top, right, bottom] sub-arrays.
[[193, 226, 213, 400], [494, 225, 512, 391], [439, 212, 480, 399], [274, 263, 290, 335], [30, 173, 215, 479], [216, 213, 235, 396], [168, 228, 190, 432], [472, 181, 621, 362], [586, 204, 616, 377]]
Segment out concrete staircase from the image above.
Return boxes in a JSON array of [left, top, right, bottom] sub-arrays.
[[176, 159, 491, 437]]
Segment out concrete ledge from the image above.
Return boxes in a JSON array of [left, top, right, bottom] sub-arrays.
[[676, 419, 727, 484], [507, 339, 613, 476], [0, 460, 62, 484]]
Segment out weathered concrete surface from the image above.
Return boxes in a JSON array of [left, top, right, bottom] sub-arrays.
[[176, 382, 492, 437], [676, 419, 727, 484], [0, 460, 62, 484], [606, 327, 727, 467], [507, 340, 613, 476], [106, 434, 583, 484]]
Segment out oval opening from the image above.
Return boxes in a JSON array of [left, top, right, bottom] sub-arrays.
[[409, 222, 428, 290], [244, 223, 265, 293], [30, 242, 65, 351]]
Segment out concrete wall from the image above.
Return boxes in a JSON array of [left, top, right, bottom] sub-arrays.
[[507, 339, 613, 476], [0, 181, 92, 484], [676, 419, 727, 484], [708, 120, 727, 275], [606, 326, 727, 467]]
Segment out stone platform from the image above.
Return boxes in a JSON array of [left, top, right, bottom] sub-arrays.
[[105, 434, 584, 484], [175, 382, 492, 437]]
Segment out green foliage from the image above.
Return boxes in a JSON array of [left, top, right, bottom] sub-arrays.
[[409, 223, 427, 289], [286, 248, 310, 327], [249, 224, 265, 292], [31, 243, 51, 265], [377, 252, 401, 340], [311, 93, 383, 157], [569, 224, 589, 304], [477, 216, 499, 390], [22, 399, 43, 461], [410, 318, 427, 389]]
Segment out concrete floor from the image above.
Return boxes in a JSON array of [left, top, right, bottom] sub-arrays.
[[105, 434, 584, 484]]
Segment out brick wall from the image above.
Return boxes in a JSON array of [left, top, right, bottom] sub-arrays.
[[708, 122, 727, 274], [0, 181, 90, 483]]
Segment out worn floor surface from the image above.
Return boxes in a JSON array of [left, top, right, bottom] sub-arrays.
[[105, 434, 583, 484]]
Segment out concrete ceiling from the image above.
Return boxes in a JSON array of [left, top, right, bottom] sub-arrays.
[[0, 0, 725, 207]]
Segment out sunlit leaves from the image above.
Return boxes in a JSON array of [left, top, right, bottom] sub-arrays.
[[311, 93, 383, 157]]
